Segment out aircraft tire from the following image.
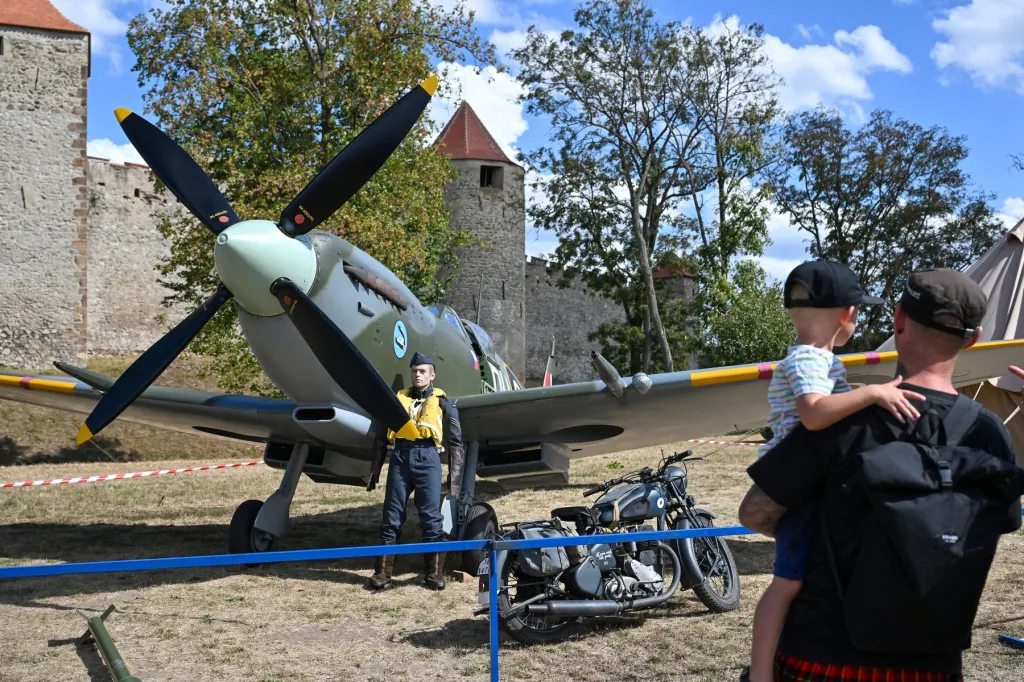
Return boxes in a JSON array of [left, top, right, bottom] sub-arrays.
[[229, 499, 275, 555], [459, 502, 497, 576]]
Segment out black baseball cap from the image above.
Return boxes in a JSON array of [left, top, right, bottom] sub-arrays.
[[899, 269, 986, 339], [784, 261, 883, 309]]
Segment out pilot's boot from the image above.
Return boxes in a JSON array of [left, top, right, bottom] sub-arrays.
[[423, 552, 446, 590], [366, 542, 396, 590]]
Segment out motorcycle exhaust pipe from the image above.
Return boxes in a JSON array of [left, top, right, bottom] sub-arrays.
[[526, 542, 681, 618]]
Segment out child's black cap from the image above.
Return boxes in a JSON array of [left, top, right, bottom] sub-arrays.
[[784, 261, 883, 309]]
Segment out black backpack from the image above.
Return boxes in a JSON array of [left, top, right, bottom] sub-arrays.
[[824, 394, 1024, 654]]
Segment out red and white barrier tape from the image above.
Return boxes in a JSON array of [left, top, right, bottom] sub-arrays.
[[685, 438, 759, 447], [0, 460, 263, 489], [1, 439, 757, 489]]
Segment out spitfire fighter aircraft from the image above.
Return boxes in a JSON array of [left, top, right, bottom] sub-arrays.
[[1, 75, 1022, 574]]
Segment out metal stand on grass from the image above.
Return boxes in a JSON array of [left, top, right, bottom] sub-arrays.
[[76, 605, 141, 682]]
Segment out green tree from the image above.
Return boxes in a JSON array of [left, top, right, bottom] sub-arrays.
[[694, 260, 794, 368], [127, 0, 495, 393], [514, 2, 779, 373], [769, 108, 1003, 350]]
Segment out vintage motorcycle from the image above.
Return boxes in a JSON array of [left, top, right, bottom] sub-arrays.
[[478, 450, 740, 644]]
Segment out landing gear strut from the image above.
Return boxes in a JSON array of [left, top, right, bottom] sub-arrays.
[[228, 442, 309, 553], [456, 441, 498, 576]]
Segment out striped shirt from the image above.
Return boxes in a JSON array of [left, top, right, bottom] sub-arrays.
[[758, 344, 851, 458]]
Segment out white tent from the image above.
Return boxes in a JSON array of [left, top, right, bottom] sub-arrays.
[[879, 219, 1024, 465]]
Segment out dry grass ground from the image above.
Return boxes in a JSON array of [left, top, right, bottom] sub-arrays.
[[0, 435, 1022, 682]]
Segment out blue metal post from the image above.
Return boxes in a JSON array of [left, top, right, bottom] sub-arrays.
[[489, 541, 499, 682]]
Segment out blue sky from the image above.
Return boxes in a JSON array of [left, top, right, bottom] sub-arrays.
[[61, 0, 1024, 280]]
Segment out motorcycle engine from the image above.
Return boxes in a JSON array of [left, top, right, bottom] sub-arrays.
[[603, 573, 640, 600], [624, 558, 664, 594]]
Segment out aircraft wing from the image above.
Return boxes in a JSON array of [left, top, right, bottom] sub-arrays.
[[0, 371, 309, 444], [455, 339, 1024, 460]]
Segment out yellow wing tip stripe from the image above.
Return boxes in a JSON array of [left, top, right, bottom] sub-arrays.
[[0, 374, 77, 394], [76, 424, 93, 445], [687, 339, 1024, 388], [419, 75, 439, 96], [114, 107, 132, 123]]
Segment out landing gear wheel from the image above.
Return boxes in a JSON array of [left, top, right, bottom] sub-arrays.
[[689, 512, 740, 613], [229, 499, 275, 554], [459, 502, 497, 576]]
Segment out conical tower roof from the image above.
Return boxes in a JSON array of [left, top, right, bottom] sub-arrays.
[[0, 0, 88, 34], [435, 101, 519, 166]]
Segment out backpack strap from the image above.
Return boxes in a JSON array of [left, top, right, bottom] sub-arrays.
[[942, 394, 982, 447]]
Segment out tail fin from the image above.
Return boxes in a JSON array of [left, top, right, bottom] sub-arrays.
[[543, 337, 557, 387]]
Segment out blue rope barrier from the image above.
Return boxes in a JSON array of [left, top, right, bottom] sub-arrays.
[[497, 524, 754, 551], [0, 525, 759, 681], [0, 539, 489, 579]]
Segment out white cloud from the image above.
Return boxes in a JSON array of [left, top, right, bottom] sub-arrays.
[[709, 15, 912, 119], [757, 255, 804, 282], [795, 24, 822, 42], [87, 138, 146, 165], [52, 0, 130, 70], [429, 62, 528, 161], [756, 200, 811, 281], [998, 196, 1024, 229], [834, 26, 913, 73], [931, 0, 1024, 93]]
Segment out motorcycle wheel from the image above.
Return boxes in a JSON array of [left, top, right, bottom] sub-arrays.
[[689, 512, 740, 613], [498, 551, 581, 645]]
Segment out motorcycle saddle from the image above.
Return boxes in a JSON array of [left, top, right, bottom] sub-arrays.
[[551, 506, 596, 524]]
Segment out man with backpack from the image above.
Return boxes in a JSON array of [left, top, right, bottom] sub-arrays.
[[739, 268, 1024, 682]]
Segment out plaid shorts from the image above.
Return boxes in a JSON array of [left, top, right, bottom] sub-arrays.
[[774, 652, 963, 682]]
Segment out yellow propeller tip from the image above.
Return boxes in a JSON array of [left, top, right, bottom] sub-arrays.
[[396, 421, 420, 441], [419, 75, 439, 96], [76, 424, 94, 445], [114, 107, 132, 123]]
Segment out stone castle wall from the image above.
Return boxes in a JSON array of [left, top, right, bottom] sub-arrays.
[[0, 28, 633, 379], [86, 158, 185, 355], [524, 256, 625, 384], [0, 25, 90, 368], [443, 159, 527, 378]]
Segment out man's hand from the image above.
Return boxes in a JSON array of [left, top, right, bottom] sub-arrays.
[[738, 485, 787, 537], [867, 376, 925, 424]]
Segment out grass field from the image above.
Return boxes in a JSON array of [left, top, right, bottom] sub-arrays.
[[1, 434, 1023, 681]]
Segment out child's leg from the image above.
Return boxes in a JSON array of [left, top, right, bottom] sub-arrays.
[[748, 509, 813, 682], [750, 576, 802, 682]]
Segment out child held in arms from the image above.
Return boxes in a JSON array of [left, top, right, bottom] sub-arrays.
[[743, 261, 924, 682]]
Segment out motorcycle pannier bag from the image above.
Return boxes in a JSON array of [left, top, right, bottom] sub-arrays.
[[553, 517, 589, 566], [517, 523, 571, 577], [826, 396, 1024, 654]]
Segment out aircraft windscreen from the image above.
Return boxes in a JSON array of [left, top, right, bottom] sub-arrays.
[[463, 320, 498, 359], [425, 304, 441, 317]]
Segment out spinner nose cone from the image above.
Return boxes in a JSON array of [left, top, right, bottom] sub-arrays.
[[214, 220, 317, 316]]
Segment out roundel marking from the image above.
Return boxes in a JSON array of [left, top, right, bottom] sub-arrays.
[[393, 320, 408, 358], [656, 496, 665, 510]]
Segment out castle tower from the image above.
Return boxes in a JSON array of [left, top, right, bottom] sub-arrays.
[[0, 1, 90, 368], [436, 102, 526, 378]]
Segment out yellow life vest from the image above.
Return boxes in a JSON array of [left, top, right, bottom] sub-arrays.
[[388, 387, 446, 449]]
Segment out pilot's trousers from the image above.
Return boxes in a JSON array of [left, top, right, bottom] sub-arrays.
[[379, 443, 443, 543]]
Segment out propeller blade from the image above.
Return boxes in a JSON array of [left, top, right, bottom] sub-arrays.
[[278, 75, 438, 237], [115, 108, 240, 234], [76, 285, 233, 444], [270, 278, 419, 439]]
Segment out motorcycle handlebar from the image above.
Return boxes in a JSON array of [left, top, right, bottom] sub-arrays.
[[583, 485, 604, 497]]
